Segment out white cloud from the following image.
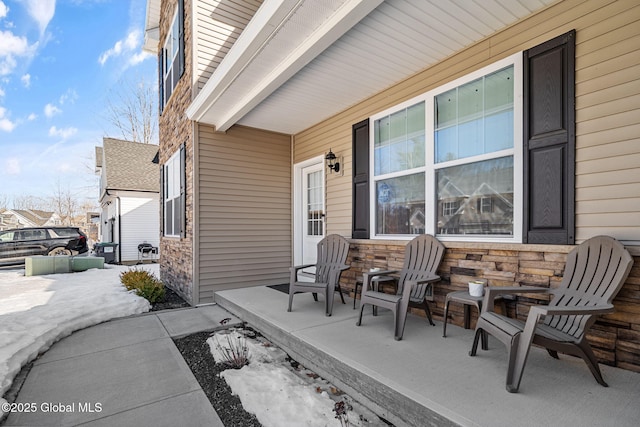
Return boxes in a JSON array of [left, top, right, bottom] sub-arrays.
[[0, 106, 16, 132], [48, 125, 77, 139], [21, 73, 30, 88], [59, 89, 77, 105], [27, 113, 37, 121], [99, 29, 145, 66], [0, 30, 30, 76], [56, 163, 71, 173], [5, 158, 20, 175], [98, 40, 123, 65], [0, 31, 29, 56], [128, 50, 152, 66], [125, 30, 139, 50], [0, 86, 4, 97], [25, 0, 55, 36], [0, 1, 9, 19], [44, 103, 61, 117]]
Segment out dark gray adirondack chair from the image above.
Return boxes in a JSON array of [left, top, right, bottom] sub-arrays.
[[470, 235, 633, 393], [356, 234, 445, 340], [288, 234, 350, 316]]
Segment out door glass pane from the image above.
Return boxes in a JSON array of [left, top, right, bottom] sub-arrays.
[[436, 156, 513, 236], [376, 173, 425, 235], [306, 171, 323, 236]]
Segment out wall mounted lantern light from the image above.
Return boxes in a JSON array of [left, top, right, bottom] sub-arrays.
[[325, 149, 340, 173]]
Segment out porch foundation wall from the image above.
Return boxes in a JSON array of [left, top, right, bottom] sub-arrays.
[[344, 239, 640, 373]]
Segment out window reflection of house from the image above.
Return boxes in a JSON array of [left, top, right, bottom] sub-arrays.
[[442, 201, 459, 217], [438, 183, 513, 235], [410, 209, 425, 234]]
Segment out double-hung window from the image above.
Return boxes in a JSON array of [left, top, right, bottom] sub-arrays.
[[164, 150, 182, 237], [370, 53, 522, 242], [162, 9, 180, 105], [160, 0, 184, 109]]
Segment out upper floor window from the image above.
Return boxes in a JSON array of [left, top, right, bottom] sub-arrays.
[[163, 10, 179, 105], [160, 0, 184, 110], [370, 53, 522, 242]]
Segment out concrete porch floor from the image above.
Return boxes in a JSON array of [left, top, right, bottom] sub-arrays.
[[215, 286, 640, 427]]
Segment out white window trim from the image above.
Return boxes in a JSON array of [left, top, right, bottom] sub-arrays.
[[164, 150, 181, 237], [369, 52, 523, 243]]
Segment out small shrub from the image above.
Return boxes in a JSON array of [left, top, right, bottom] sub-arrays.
[[213, 330, 249, 369], [120, 268, 166, 304], [333, 398, 353, 427]]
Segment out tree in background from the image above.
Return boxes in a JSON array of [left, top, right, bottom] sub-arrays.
[[11, 195, 49, 211], [50, 180, 80, 225], [0, 184, 97, 233], [0, 194, 9, 210], [103, 75, 158, 144]]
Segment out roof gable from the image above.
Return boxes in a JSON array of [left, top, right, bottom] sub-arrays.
[[100, 138, 159, 193]]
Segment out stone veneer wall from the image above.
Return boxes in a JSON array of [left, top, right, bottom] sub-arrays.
[[158, 0, 194, 304], [343, 239, 640, 373]]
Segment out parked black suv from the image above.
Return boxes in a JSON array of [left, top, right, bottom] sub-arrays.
[[0, 227, 89, 265]]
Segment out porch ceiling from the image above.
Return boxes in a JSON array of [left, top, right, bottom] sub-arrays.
[[188, 0, 558, 135]]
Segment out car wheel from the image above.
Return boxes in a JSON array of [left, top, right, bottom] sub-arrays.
[[48, 247, 72, 256]]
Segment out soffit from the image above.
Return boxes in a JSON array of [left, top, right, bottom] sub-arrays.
[[143, 0, 161, 53], [189, 0, 558, 135]]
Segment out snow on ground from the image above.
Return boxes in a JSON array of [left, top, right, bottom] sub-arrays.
[[208, 329, 385, 427], [0, 264, 154, 414]]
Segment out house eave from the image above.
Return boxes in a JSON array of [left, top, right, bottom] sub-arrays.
[[143, 0, 161, 54], [185, 0, 383, 133]]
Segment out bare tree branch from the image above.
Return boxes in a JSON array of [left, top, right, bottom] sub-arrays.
[[103, 75, 158, 144]]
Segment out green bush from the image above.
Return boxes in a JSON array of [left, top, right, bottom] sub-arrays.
[[120, 268, 165, 304]]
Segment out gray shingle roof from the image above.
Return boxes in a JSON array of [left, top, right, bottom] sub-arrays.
[[100, 138, 159, 193], [11, 209, 55, 226]]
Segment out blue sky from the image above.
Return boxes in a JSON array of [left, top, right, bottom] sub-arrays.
[[0, 0, 156, 206]]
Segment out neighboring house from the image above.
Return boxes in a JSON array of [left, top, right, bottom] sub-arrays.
[[145, 1, 639, 370], [95, 138, 160, 264], [0, 210, 13, 231], [0, 209, 61, 230]]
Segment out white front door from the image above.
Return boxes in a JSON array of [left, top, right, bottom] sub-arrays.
[[294, 157, 325, 267]]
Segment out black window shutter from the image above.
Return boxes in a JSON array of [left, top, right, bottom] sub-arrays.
[[352, 119, 370, 239], [179, 143, 186, 239], [178, 0, 185, 79], [158, 51, 164, 114], [523, 30, 575, 244]]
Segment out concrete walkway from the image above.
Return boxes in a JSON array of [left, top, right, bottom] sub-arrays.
[[3, 305, 241, 427], [5, 288, 640, 427]]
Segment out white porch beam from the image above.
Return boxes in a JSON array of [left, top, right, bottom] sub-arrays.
[[186, 0, 382, 132]]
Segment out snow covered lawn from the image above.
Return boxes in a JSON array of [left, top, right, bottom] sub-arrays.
[[0, 264, 154, 412]]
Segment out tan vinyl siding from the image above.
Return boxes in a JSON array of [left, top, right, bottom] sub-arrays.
[[196, 124, 291, 303], [294, 0, 640, 244], [574, 0, 640, 243], [193, 0, 262, 93]]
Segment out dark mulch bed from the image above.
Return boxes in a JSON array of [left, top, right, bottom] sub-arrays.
[[173, 331, 262, 427], [154, 288, 261, 425], [150, 286, 191, 311]]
